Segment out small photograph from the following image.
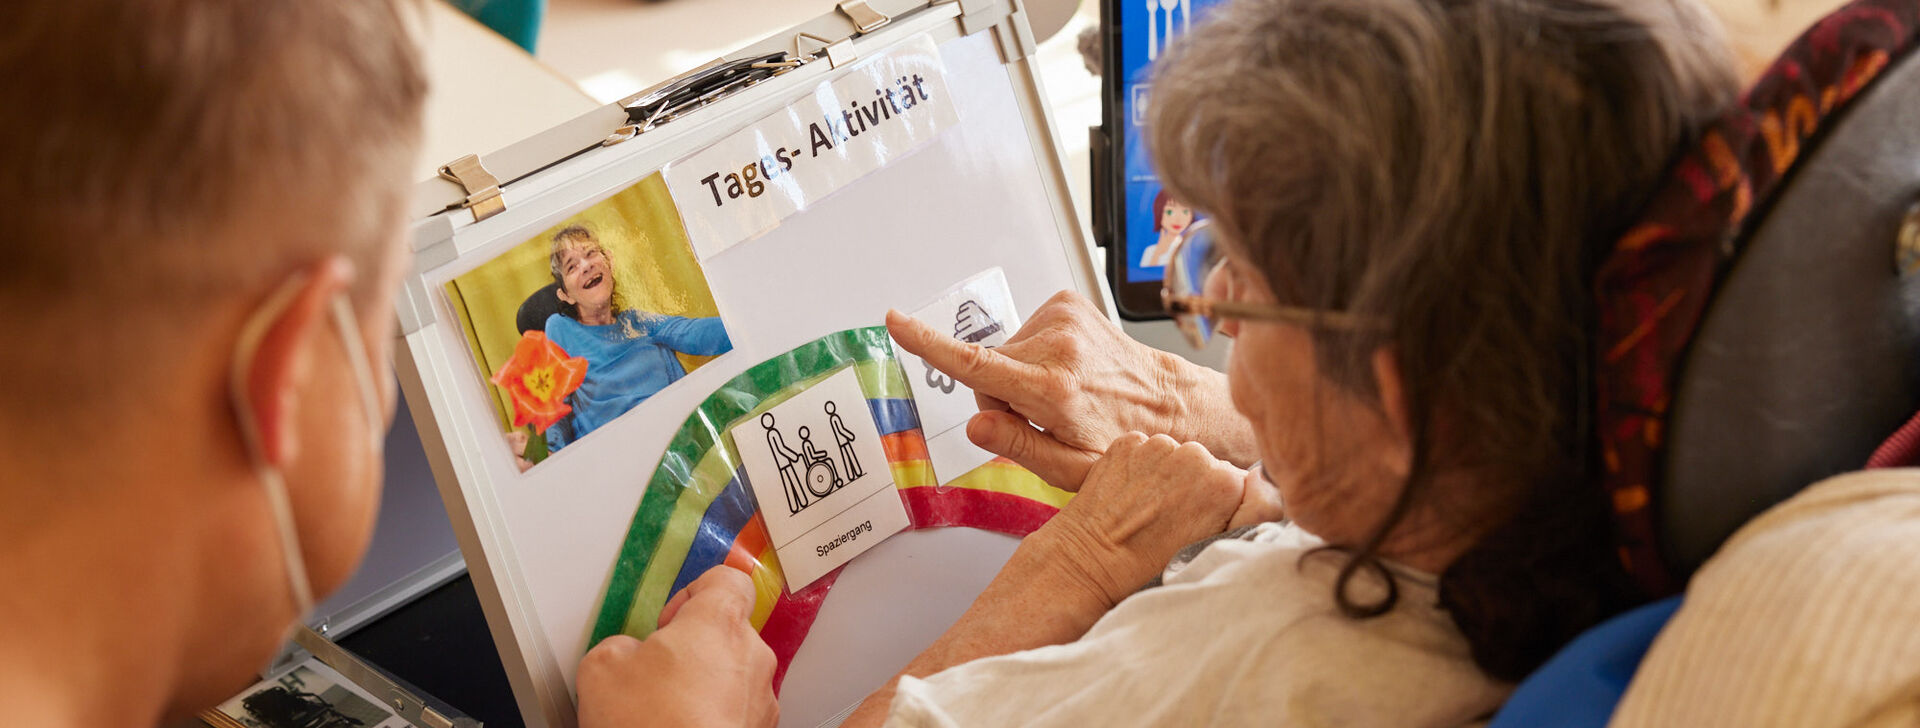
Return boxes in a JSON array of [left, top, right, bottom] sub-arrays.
[[445, 172, 735, 471], [206, 664, 403, 728]]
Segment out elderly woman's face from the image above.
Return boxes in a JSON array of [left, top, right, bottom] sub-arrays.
[[1216, 244, 1412, 548], [556, 243, 615, 311]]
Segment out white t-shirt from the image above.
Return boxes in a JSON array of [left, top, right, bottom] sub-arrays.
[[886, 522, 1511, 727]]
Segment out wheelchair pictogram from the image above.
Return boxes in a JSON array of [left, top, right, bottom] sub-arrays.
[[797, 425, 844, 498], [762, 400, 869, 514]]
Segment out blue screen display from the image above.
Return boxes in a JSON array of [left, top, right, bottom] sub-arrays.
[[1118, 0, 1226, 287]]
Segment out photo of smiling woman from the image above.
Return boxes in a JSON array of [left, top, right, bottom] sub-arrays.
[[443, 173, 733, 472], [541, 224, 731, 452]]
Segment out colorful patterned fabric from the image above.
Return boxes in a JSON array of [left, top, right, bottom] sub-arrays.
[[1595, 0, 1920, 596], [1866, 408, 1920, 468], [589, 327, 1071, 689]]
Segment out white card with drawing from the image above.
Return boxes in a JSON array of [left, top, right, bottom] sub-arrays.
[[731, 366, 910, 590], [893, 268, 1022, 484]]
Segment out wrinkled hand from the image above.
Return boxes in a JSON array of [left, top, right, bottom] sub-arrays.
[[1040, 433, 1249, 605], [577, 567, 778, 728], [886, 290, 1186, 489], [1228, 464, 1286, 530]]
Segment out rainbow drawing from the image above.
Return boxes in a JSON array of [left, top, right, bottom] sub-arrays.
[[589, 327, 1072, 687]]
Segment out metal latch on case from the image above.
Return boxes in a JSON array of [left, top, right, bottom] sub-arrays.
[[436, 154, 505, 223], [838, 0, 891, 33]]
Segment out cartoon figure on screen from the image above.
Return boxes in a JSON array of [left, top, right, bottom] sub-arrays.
[[797, 425, 845, 499], [539, 224, 735, 453], [1138, 191, 1195, 268], [763, 413, 808, 514], [825, 400, 864, 481]]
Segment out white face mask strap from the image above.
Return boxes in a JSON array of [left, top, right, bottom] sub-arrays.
[[230, 275, 317, 618], [329, 295, 386, 456], [232, 269, 388, 629], [258, 461, 316, 617]]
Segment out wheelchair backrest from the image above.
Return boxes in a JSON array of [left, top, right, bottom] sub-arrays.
[[1662, 47, 1920, 575], [1593, 0, 1920, 591]]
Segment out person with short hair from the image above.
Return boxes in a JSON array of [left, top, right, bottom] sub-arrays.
[[539, 223, 732, 453], [0, 4, 427, 723], [0, 3, 772, 726]]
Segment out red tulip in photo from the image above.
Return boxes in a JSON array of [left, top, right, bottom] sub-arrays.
[[491, 330, 588, 434]]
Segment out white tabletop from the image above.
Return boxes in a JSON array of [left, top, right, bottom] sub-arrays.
[[416, 1, 600, 182]]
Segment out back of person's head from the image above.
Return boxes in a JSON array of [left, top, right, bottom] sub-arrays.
[[1149, 0, 1738, 679], [0, 0, 426, 423], [0, 1, 427, 719]]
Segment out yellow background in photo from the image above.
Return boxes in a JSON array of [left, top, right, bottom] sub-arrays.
[[445, 172, 726, 433]]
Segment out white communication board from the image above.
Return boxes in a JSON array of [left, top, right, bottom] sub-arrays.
[[396, 5, 1104, 727]]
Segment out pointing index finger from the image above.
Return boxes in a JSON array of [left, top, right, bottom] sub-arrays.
[[672, 565, 757, 628], [886, 309, 1036, 403]]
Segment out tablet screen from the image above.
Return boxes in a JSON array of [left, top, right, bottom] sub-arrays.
[[1109, 0, 1229, 317]]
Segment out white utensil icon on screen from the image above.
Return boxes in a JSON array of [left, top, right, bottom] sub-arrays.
[[1148, 0, 1188, 60], [1147, 0, 1159, 59]]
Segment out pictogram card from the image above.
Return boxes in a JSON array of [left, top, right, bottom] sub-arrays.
[[729, 366, 909, 589]]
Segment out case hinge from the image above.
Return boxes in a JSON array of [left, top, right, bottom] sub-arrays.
[[436, 154, 506, 223], [838, 0, 891, 34]]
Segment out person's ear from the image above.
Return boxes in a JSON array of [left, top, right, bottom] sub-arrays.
[[239, 257, 356, 468], [554, 284, 577, 306], [1371, 346, 1414, 477]]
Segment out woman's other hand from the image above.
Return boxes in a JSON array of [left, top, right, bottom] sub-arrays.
[[576, 567, 778, 728], [1229, 464, 1287, 529], [845, 433, 1257, 726], [887, 290, 1253, 489], [1041, 433, 1248, 606]]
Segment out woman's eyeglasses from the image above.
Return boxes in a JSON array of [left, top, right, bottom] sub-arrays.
[[1159, 218, 1387, 349]]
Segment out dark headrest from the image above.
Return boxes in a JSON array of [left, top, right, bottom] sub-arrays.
[[516, 282, 567, 334], [1661, 51, 1920, 576]]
